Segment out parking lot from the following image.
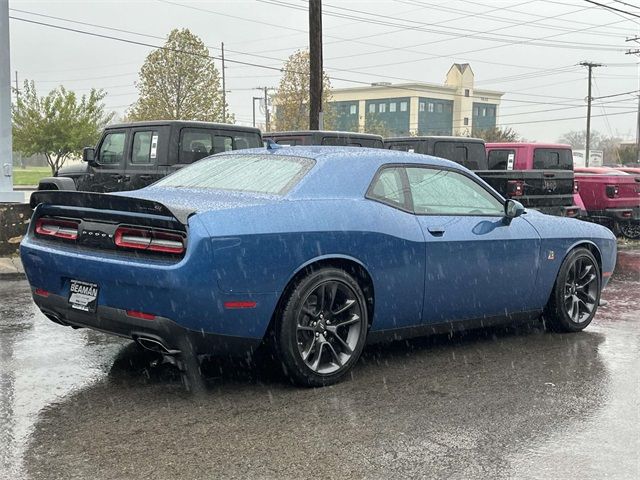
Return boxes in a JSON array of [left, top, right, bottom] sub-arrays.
[[0, 244, 638, 480]]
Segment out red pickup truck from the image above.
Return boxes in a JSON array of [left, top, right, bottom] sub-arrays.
[[574, 167, 640, 239], [484, 143, 580, 217]]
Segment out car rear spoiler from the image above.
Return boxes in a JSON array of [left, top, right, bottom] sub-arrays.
[[30, 191, 195, 226]]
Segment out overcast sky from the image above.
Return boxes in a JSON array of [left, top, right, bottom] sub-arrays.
[[7, 0, 640, 142]]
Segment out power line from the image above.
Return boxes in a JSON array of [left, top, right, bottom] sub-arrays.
[[497, 109, 637, 127], [583, 0, 640, 19]]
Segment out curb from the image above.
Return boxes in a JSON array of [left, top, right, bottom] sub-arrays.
[[0, 257, 26, 280]]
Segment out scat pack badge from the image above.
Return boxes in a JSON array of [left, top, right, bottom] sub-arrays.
[[547, 250, 555, 260]]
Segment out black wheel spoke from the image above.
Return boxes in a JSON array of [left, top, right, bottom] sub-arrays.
[[333, 299, 356, 315], [327, 327, 353, 354], [562, 254, 599, 325]]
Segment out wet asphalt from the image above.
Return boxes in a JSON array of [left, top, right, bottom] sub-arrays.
[[1, 246, 638, 480]]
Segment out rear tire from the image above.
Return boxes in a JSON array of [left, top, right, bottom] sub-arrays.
[[544, 248, 601, 333], [619, 221, 640, 240], [275, 268, 368, 387]]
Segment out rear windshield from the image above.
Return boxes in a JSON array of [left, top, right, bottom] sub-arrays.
[[433, 142, 487, 170], [533, 148, 573, 170], [155, 154, 315, 195], [487, 149, 515, 170]]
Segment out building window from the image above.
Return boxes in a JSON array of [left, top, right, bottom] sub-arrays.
[[350, 104, 357, 115], [481, 107, 486, 117], [369, 103, 375, 113], [389, 102, 396, 112], [464, 89, 470, 97], [446, 104, 452, 113], [473, 107, 479, 117], [428, 102, 434, 112], [436, 103, 443, 113], [419, 102, 425, 112], [464, 117, 469, 126], [379, 103, 386, 113], [488, 107, 495, 116], [400, 101, 408, 112]]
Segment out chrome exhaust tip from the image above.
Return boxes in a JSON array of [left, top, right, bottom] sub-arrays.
[[135, 336, 180, 356]]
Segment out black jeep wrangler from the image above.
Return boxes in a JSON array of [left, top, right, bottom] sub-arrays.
[[39, 120, 262, 193]]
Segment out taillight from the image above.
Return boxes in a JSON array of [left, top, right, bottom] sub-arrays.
[[35, 217, 79, 241], [566, 208, 579, 218], [573, 180, 579, 194], [605, 185, 619, 198], [507, 180, 525, 197], [126, 310, 156, 320], [621, 210, 632, 218], [114, 227, 185, 254]]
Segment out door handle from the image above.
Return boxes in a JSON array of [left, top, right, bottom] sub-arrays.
[[110, 174, 122, 179], [427, 226, 445, 236]]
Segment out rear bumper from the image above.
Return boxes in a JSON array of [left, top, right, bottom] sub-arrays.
[[535, 205, 584, 218], [32, 289, 261, 356], [587, 207, 640, 222]]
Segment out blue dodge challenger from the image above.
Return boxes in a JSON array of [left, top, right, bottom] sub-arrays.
[[21, 147, 617, 387]]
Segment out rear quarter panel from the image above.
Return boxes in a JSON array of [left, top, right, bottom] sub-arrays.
[[196, 198, 426, 332]]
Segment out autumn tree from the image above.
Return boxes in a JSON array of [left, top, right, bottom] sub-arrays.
[[272, 50, 334, 131], [12, 81, 112, 174], [128, 29, 231, 122], [471, 126, 520, 142], [364, 114, 393, 137]]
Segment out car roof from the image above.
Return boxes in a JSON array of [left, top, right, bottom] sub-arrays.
[[221, 146, 476, 199], [386, 136, 485, 143], [485, 142, 572, 149], [265, 130, 383, 140], [105, 120, 261, 133]]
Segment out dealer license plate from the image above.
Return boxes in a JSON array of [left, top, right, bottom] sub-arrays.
[[68, 280, 99, 313]]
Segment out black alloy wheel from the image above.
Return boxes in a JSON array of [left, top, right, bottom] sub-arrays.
[[275, 268, 368, 387], [545, 248, 601, 332]]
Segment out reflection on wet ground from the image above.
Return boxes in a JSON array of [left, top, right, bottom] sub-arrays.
[[0, 247, 638, 479]]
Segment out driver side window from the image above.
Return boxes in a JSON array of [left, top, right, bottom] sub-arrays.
[[406, 167, 503, 216], [97, 132, 126, 165]]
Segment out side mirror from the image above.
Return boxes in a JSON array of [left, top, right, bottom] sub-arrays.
[[504, 199, 525, 219], [82, 147, 95, 163]]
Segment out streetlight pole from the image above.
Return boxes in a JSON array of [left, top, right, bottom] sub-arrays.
[[0, 0, 24, 202], [252, 97, 262, 128]]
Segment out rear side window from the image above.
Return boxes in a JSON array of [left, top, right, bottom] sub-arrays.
[[98, 132, 126, 165], [433, 142, 485, 170], [533, 148, 573, 170], [155, 154, 314, 195], [487, 149, 515, 170], [179, 129, 261, 164], [367, 167, 408, 209], [131, 130, 158, 164], [388, 143, 416, 153], [321, 137, 349, 146], [273, 138, 302, 146]]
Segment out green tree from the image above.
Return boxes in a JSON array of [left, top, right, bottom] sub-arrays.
[[364, 114, 392, 137], [12, 81, 112, 174], [128, 29, 231, 122], [272, 50, 334, 131], [471, 126, 520, 142]]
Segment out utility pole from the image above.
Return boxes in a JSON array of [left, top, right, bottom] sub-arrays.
[[626, 37, 640, 162], [0, 0, 24, 202], [252, 97, 261, 128], [264, 86, 270, 132], [221, 42, 226, 123], [580, 61, 603, 167], [309, 0, 323, 130]]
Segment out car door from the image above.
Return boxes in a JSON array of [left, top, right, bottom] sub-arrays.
[[92, 129, 129, 192], [126, 128, 161, 190], [403, 165, 541, 324]]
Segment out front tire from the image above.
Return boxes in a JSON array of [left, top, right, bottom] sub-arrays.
[[275, 268, 368, 387], [544, 248, 601, 332]]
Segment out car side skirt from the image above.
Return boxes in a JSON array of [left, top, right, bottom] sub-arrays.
[[366, 310, 543, 344]]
